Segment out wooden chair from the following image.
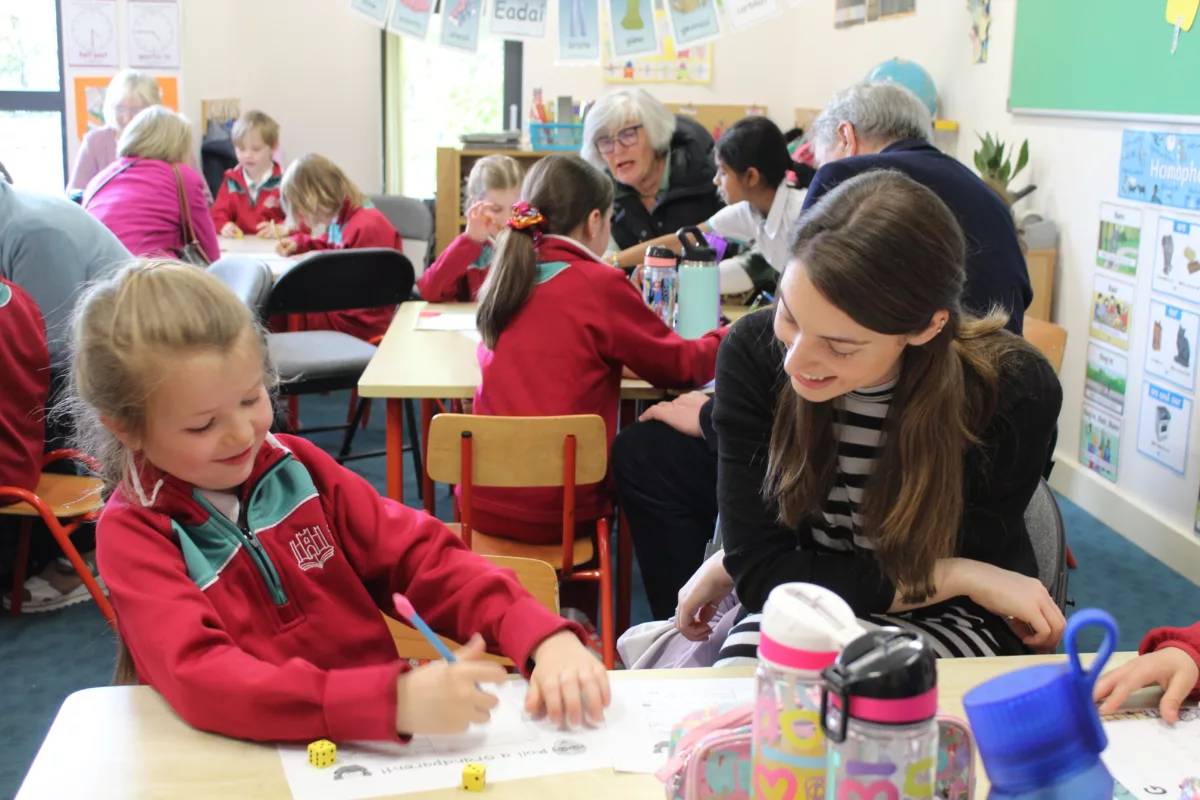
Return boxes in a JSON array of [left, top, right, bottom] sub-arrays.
[[385, 553, 560, 665], [426, 414, 618, 668], [0, 450, 115, 626], [1024, 316, 1067, 373]]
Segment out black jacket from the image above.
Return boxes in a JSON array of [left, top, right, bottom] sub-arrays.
[[804, 139, 1032, 335], [715, 309, 1062, 616], [610, 115, 723, 250]]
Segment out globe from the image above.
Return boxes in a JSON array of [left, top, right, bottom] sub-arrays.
[[865, 58, 939, 117]]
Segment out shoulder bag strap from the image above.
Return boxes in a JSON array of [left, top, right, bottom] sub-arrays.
[[172, 164, 199, 246], [82, 158, 138, 206]]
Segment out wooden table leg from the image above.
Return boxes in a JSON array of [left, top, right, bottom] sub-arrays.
[[385, 399, 404, 503], [422, 399, 436, 516]]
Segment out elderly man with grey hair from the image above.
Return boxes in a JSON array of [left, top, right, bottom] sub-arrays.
[[582, 88, 722, 255], [805, 81, 1031, 335]]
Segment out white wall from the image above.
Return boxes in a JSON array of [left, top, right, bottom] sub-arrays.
[[525, 1, 1200, 580], [64, 0, 384, 193]]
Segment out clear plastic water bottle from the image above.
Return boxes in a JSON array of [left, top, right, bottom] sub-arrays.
[[752, 584, 861, 800], [642, 245, 679, 329], [964, 609, 1119, 800], [675, 226, 720, 339], [821, 629, 973, 799]]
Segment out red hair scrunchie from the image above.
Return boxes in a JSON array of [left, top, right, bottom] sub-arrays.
[[507, 201, 547, 244]]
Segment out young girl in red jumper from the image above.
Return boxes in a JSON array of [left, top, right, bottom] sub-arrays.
[[276, 154, 405, 342], [417, 154, 523, 302], [471, 154, 727, 544], [70, 261, 608, 742]]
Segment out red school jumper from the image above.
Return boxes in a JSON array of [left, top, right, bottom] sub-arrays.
[[96, 433, 582, 742], [416, 234, 492, 302], [285, 199, 405, 342], [210, 163, 286, 235], [1141, 622, 1200, 700], [470, 235, 727, 544], [0, 278, 49, 495]]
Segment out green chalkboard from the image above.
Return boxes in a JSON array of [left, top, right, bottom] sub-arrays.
[[1011, 0, 1199, 121]]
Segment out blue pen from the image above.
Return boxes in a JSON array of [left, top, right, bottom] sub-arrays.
[[393, 592, 457, 663]]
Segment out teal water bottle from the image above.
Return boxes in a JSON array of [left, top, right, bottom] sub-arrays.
[[676, 226, 720, 339]]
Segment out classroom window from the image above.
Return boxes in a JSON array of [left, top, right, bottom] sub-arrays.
[[399, 38, 508, 198], [0, 0, 68, 191]]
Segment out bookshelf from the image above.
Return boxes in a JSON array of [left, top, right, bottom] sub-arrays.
[[435, 148, 558, 254]]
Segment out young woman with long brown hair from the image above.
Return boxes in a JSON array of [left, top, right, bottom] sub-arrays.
[[672, 169, 1065, 662]]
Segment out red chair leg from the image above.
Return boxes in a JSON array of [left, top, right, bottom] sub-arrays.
[[346, 390, 359, 425], [1066, 545, 1078, 570], [361, 399, 372, 430], [43, 516, 116, 628], [596, 519, 615, 670], [9, 518, 32, 617], [616, 509, 632, 636]]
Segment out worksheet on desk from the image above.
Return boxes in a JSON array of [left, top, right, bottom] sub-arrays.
[[414, 310, 478, 331], [277, 680, 621, 800], [1102, 708, 1200, 799], [610, 677, 755, 774]]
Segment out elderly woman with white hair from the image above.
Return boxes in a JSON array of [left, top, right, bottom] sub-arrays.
[[83, 106, 220, 264], [68, 71, 163, 193], [582, 88, 722, 257]]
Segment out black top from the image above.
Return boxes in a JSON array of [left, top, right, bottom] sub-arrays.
[[804, 139, 1032, 336], [610, 115, 723, 250], [714, 309, 1063, 616]]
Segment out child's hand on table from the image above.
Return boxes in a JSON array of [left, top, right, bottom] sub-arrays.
[[394, 634, 508, 735], [526, 631, 611, 727], [220, 222, 241, 238], [465, 200, 502, 244], [276, 238, 299, 256], [256, 221, 282, 239], [1094, 646, 1200, 723]]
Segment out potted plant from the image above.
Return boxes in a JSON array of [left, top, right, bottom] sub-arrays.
[[973, 133, 1034, 206]]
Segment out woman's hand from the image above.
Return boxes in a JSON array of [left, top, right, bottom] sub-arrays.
[[393, 635, 509, 735], [465, 200, 501, 244], [675, 549, 735, 641], [526, 631, 611, 727], [220, 222, 241, 238], [276, 237, 299, 257], [959, 560, 1066, 652], [639, 392, 710, 438], [1094, 647, 1200, 723]]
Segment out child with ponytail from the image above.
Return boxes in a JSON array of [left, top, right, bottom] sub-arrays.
[[472, 154, 727, 544]]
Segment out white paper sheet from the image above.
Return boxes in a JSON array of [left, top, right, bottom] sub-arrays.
[[1102, 708, 1200, 799], [414, 311, 478, 331], [278, 680, 621, 800], [610, 677, 754, 774]]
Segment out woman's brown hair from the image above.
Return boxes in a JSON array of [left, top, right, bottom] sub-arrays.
[[476, 154, 613, 349], [765, 169, 1040, 603]]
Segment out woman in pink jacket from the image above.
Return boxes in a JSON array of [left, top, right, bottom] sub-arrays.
[[83, 106, 220, 264]]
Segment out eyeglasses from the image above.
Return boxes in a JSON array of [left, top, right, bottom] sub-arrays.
[[594, 125, 644, 155]]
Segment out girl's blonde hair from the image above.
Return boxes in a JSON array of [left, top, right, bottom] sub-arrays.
[[280, 154, 367, 219], [103, 70, 162, 129], [118, 105, 193, 164], [465, 155, 523, 203], [62, 260, 275, 493]]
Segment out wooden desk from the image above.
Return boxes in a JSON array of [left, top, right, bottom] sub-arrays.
[[17, 654, 1150, 800], [217, 235, 300, 279], [357, 302, 750, 510]]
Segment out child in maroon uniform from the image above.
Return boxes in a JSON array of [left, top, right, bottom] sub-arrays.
[[471, 155, 726, 544], [211, 111, 286, 238], [417, 155, 522, 302], [69, 261, 608, 742], [1096, 622, 1200, 723], [276, 154, 405, 342], [0, 277, 48, 495]]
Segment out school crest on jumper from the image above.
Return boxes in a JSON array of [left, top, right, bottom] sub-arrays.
[[290, 526, 335, 571]]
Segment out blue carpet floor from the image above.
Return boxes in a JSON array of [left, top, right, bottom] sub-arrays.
[[2, 390, 1200, 798]]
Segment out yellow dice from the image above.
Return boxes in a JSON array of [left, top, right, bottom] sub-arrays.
[[307, 739, 337, 769], [462, 762, 486, 791]]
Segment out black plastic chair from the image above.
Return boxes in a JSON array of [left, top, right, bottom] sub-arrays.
[[266, 248, 419, 468]]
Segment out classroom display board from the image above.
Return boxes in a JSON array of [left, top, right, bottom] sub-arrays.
[[1011, 0, 1200, 121]]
